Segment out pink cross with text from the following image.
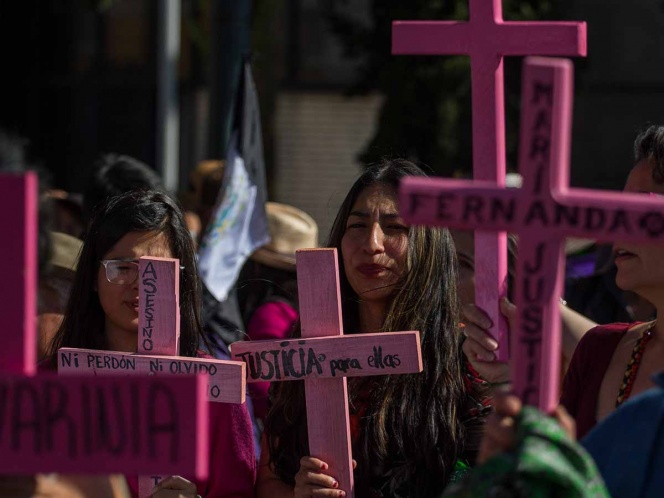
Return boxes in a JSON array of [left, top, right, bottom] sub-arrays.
[[232, 249, 423, 498], [392, 0, 587, 359], [399, 56, 664, 410], [0, 173, 209, 476]]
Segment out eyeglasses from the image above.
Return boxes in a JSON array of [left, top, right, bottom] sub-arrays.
[[100, 259, 140, 285], [100, 259, 186, 285]]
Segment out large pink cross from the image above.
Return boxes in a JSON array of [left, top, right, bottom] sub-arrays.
[[59, 256, 247, 497], [231, 249, 423, 498], [392, 0, 587, 359], [0, 173, 209, 477], [399, 56, 664, 410]]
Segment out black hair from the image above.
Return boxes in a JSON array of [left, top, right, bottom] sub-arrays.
[[633, 125, 664, 184], [83, 154, 164, 222]]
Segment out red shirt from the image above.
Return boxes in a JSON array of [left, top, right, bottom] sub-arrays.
[[560, 322, 636, 439]]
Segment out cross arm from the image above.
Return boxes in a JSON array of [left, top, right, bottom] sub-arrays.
[[230, 332, 423, 382], [58, 348, 246, 404], [550, 189, 664, 242], [497, 22, 587, 56], [399, 176, 519, 230]]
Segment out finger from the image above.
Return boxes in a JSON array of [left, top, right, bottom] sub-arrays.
[[550, 405, 576, 441], [152, 476, 196, 492], [309, 488, 347, 498], [478, 412, 517, 464], [462, 341, 511, 383], [500, 297, 518, 325], [352, 459, 357, 470], [462, 323, 499, 351], [296, 470, 339, 489], [295, 485, 347, 498], [461, 303, 493, 330], [462, 335, 496, 362], [299, 456, 330, 471], [487, 412, 517, 448], [493, 393, 522, 418]]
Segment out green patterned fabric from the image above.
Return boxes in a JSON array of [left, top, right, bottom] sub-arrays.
[[449, 460, 471, 485], [442, 407, 610, 498]]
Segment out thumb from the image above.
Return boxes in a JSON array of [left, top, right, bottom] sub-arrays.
[[500, 297, 517, 326], [352, 459, 357, 470]]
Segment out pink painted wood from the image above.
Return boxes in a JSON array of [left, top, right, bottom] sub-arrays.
[[59, 348, 246, 403], [230, 248, 423, 498], [0, 174, 209, 477], [138, 257, 180, 356], [57, 255, 247, 497], [0, 173, 38, 375], [399, 57, 664, 410], [232, 332, 422, 381], [0, 374, 209, 476], [392, 0, 587, 360]]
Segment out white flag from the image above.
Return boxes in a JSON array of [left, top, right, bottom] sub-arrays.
[[198, 134, 269, 301]]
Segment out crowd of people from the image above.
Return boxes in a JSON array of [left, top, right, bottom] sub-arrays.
[[1, 123, 663, 498]]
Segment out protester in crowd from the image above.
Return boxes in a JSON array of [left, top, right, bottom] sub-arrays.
[[187, 159, 225, 245], [37, 231, 82, 359], [47, 190, 256, 498], [0, 129, 53, 274], [82, 153, 163, 224], [237, 201, 318, 422], [47, 189, 85, 239], [560, 124, 664, 438], [256, 159, 485, 498], [456, 124, 664, 440]]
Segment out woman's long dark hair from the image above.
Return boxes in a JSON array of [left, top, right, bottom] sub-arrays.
[[49, 190, 205, 358], [265, 159, 466, 497]]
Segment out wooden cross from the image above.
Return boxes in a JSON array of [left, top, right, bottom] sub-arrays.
[[58, 256, 247, 496], [231, 248, 423, 498], [399, 56, 664, 410], [392, 0, 587, 359], [0, 172, 209, 477]]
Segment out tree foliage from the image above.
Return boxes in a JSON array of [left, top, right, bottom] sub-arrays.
[[323, 0, 555, 176]]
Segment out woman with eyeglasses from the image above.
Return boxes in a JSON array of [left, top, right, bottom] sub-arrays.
[[46, 190, 256, 498]]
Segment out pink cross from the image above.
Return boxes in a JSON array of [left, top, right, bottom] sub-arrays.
[[392, 0, 587, 359], [0, 173, 209, 476], [399, 56, 664, 410], [232, 249, 423, 498]]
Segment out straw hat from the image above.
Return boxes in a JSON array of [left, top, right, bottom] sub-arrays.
[[49, 231, 82, 272], [251, 202, 318, 271]]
